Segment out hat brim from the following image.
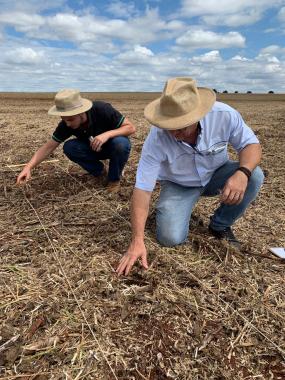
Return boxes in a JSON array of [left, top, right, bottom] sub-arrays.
[[48, 98, 92, 116], [144, 87, 216, 130]]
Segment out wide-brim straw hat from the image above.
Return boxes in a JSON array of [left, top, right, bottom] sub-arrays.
[[144, 77, 216, 130], [48, 89, 92, 116]]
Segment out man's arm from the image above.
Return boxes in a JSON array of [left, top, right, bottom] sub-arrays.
[[221, 143, 262, 205], [16, 139, 60, 184], [238, 143, 262, 171], [108, 117, 136, 137], [90, 118, 135, 151], [116, 188, 152, 276]]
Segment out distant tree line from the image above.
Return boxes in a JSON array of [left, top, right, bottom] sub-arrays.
[[212, 89, 275, 94]]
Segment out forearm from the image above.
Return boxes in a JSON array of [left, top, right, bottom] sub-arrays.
[[106, 118, 136, 138], [130, 188, 152, 241], [238, 143, 262, 171], [26, 140, 59, 169]]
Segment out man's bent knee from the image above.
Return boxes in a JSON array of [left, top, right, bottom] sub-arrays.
[[63, 139, 77, 157], [110, 137, 131, 155], [156, 230, 187, 247], [63, 139, 87, 158], [249, 166, 264, 190]]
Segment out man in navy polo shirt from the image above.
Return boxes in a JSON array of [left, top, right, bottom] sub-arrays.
[[17, 89, 135, 193], [117, 77, 264, 276]]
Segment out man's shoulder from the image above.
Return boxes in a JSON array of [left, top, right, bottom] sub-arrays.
[[56, 119, 67, 129], [148, 125, 168, 140], [210, 101, 237, 114], [91, 100, 110, 110]]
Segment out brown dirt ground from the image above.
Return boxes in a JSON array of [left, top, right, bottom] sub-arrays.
[[0, 93, 284, 380]]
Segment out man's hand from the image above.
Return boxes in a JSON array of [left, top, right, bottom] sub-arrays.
[[90, 132, 110, 152], [220, 170, 248, 205], [116, 239, 149, 276], [16, 166, 32, 185]]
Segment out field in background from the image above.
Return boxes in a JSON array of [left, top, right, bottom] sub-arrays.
[[0, 93, 285, 379]]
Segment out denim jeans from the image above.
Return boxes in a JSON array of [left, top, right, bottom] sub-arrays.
[[156, 161, 264, 246], [63, 137, 131, 182]]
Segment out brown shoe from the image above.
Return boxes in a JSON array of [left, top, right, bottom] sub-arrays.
[[106, 180, 120, 194], [98, 167, 108, 183]]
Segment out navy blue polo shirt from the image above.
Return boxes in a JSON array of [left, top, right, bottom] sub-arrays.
[[52, 101, 125, 143]]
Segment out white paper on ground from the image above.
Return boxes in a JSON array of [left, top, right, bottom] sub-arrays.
[[269, 247, 285, 259]]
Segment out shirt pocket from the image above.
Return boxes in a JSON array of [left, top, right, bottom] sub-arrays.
[[198, 142, 228, 169], [202, 141, 228, 155]]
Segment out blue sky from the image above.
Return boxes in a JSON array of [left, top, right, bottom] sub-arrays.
[[0, 0, 285, 92]]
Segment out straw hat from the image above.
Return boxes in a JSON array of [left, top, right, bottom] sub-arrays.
[[144, 77, 216, 130], [48, 89, 92, 116]]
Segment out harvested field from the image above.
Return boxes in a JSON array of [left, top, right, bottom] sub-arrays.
[[0, 92, 285, 379]]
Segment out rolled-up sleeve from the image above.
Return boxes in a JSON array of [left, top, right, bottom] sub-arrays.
[[229, 111, 259, 152], [135, 128, 165, 192]]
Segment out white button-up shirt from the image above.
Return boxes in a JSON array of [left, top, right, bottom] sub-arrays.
[[135, 102, 259, 191]]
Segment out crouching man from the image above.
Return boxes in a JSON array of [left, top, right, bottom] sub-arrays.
[[117, 77, 264, 276], [17, 89, 135, 193]]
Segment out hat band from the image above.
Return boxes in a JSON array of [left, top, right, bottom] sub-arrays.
[[56, 101, 83, 111]]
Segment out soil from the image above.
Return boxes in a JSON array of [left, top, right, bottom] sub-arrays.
[[0, 92, 284, 379]]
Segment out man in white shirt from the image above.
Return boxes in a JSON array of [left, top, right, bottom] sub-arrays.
[[117, 77, 264, 276]]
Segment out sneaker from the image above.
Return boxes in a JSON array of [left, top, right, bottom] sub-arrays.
[[106, 180, 120, 194], [208, 225, 241, 249]]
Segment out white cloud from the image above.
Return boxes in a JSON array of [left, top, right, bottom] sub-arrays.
[[202, 10, 261, 27], [231, 55, 251, 61], [166, 20, 186, 31], [181, 0, 269, 16], [4, 47, 45, 65], [278, 7, 285, 21], [116, 45, 155, 64], [134, 45, 154, 56], [256, 53, 280, 63], [260, 46, 285, 60], [0, 0, 66, 13], [1, 43, 285, 93], [0, 2, 285, 93], [0, 12, 45, 33], [175, 29, 245, 50], [106, 1, 137, 18], [180, 0, 284, 26], [191, 50, 222, 63], [260, 45, 280, 54], [0, 8, 185, 46]]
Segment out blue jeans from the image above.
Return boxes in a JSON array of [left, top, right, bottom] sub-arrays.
[[63, 137, 131, 182], [156, 161, 264, 246]]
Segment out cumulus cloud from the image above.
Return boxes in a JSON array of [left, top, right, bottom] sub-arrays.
[[256, 53, 280, 64], [117, 45, 154, 64], [4, 47, 45, 65], [134, 45, 154, 56], [231, 55, 251, 61], [175, 29, 245, 50], [106, 1, 137, 18], [0, 12, 45, 33], [0, 8, 185, 46], [191, 50, 222, 63], [260, 45, 285, 59], [202, 10, 261, 27], [0, 2, 285, 93], [180, 0, 284, 26], [1, 44, 285, 92]]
